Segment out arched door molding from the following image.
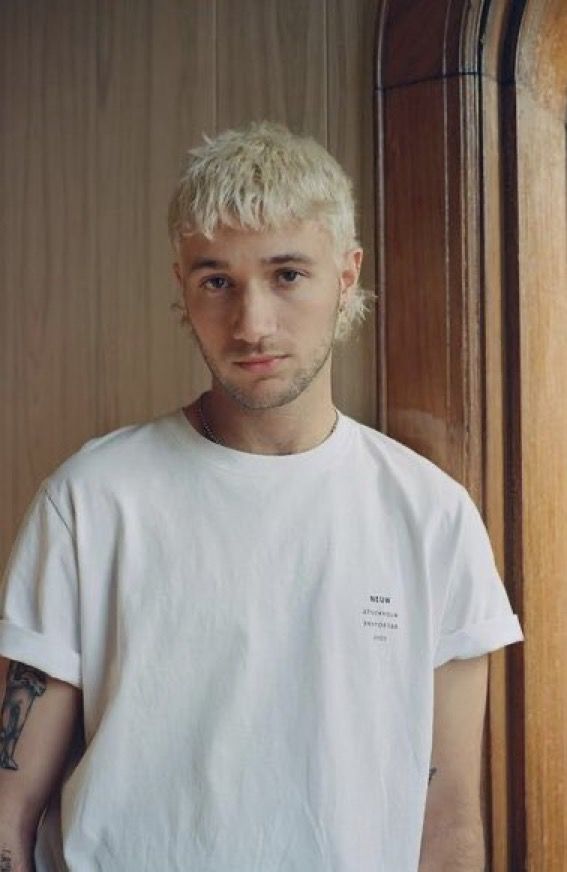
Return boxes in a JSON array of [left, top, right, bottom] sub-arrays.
[[374, 1, 567, 868], [498, 1, 567, 869]]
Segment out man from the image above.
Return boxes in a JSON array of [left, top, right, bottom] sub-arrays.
[[0, 121, 523, 870]]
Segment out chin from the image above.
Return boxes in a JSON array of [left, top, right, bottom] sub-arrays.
[[218, 375, 300, 411]]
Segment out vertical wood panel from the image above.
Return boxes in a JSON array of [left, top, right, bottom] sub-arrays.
[[144, 0, 216, 414], [94, 0, 154, 429], [216, 0, 377, 426], [481, 69, 510, 872], [516, 91, 567, 872], [1, 0, 378, 562], [0, 1, 99, 551], [0, 0, 216, 567], [499, 1, 567, 866], [327, 0, 379, 426], [93, 0, 216, 431], [381, 77, 482, 491], [375, 4, 527, 869], [216, 0, 327, 138]]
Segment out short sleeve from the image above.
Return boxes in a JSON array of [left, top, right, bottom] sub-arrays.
[[0, 484, 81, 687], [433, 485, 524, 668]]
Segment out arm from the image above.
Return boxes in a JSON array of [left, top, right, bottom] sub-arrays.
[[418, 654, 489, 872], [0, 656, 82, 870]]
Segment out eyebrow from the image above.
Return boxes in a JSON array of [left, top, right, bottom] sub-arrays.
[[186, 253, 315, 274], [262, 253, 315, 266]]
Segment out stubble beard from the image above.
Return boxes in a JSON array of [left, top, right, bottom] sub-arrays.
[[186, 293, 341, 411]]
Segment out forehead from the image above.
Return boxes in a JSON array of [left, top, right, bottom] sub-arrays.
[[178, 219, 333, 265]]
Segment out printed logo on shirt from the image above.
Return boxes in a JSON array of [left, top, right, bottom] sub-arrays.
[[361, 594, 400, 642]]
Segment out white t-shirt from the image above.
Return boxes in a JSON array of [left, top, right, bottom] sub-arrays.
[[0, 406, 523, 871]]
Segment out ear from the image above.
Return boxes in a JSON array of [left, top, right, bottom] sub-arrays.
[[173, 261, 184, 290], [340, 247, 363, 301]]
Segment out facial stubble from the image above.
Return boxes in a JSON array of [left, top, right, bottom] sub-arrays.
[[184, 286, 342, 412]]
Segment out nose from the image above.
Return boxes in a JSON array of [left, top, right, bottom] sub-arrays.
[[231, 281, 278, 344]]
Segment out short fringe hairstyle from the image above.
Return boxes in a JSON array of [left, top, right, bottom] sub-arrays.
[[168, 121, 377, 343]]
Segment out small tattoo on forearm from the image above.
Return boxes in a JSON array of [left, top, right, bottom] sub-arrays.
[[0, 847, 13, 871], [0, 661, 47, 770], [428, 766, 437, 784]]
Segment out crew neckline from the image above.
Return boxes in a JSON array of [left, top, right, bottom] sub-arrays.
[[167, 402, 355, 477]]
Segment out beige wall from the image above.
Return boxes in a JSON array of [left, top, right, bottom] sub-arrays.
[[0, 0, 379, 567]]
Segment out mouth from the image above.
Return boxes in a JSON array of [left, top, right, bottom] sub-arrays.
[[235, 355, 287, 372]]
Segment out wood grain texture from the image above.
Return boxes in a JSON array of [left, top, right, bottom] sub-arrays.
[[378, 0, 485, 87], [515, 89, 567, 872], [380, 75, 483, 491], [480, 68, 510, 872], [215, 0, 378, 427], [0, 1, 99, 549], [516, 0, 567, 118], [327, 0, 379, 425], [92, 0, 217, 432], [499, 2, 567, 867], [216, 0, 327, 137], [375, 4, 535, 870], [1, 0, 378, 568], [133, 0, 216, 418]]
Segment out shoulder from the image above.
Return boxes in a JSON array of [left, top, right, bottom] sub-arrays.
[[43, 409, 184, 509], [352, 420, 468, 523]]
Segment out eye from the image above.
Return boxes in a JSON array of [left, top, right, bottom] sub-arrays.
[[277, 269, 304, 285], [201, 276, 231, 291]]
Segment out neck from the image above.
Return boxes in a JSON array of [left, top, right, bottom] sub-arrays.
[[196, 389, 338, 456]]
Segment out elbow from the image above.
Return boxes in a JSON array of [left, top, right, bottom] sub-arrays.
[[419, 818, 485, 871]]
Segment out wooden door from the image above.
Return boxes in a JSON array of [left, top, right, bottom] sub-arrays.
[[375, 0, 567, 868]]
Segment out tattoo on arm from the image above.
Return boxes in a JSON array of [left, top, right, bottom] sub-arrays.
[[0, 661, 47, 771], [0, 848, 12, 871], [428, 766, 437, 785]]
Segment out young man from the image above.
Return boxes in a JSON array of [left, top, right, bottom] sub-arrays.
[[0, 121, 523, 871]]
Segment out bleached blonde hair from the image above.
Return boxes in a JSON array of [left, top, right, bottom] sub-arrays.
[[168, 120, 376, 343]]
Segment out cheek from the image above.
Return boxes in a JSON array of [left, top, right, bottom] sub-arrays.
[[299, 292, 339, 326], [184, 292, 221, 325]]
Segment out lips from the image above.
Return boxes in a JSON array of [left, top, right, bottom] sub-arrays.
[[237, 356, 282, 364], [235, 355, 287, 372]]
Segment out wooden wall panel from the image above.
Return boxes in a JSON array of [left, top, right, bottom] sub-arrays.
[[375, 3, 529, 870], [497, 2, 567, 867], [216, 0, 327, 138], [94, 0, 157, 429], [480, 69, 510, 872], [0, 0, 216, 563], [515, 90, 567, 872], [327, 0, 379, 424], [147, 1, 216, 414], [215, 0, 378, 426], [381, 75, 483, 494], [377, 1, 567, 869], [1, 0, 378, 570], [91, 0, 216, 426], [0, 2, 99, 549]]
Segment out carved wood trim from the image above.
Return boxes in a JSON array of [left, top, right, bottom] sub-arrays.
[[500, 1, 567, 868], [376, 1, 567, 869], [374, 2, 523, 870]]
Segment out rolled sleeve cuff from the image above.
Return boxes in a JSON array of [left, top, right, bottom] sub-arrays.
[[433, 614, 524, 668], [0, 619, 81, 688]]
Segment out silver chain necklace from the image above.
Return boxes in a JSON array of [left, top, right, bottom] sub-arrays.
[[197, 392, 338, 447]]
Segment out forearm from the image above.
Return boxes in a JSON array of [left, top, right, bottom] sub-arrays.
[[418, 821, 485, 871], [0, 658, 81, 872], [0, 826, 35, 872]]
